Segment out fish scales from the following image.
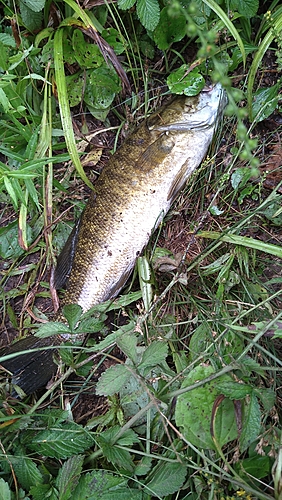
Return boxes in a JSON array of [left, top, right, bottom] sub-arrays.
[[58, 83, 227, 311]]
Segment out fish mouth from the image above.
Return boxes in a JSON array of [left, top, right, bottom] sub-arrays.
[[150, 83, 228, 133]]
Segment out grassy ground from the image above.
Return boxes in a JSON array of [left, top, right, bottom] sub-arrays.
[[0, 0, 282, 498]]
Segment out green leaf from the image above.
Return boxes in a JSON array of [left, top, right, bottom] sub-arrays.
[[98, 439, 135, 471], [239, 392, 261, 452], [102, 28, 126, 55], [139, 341, 168, 371], [96, 364, 131, 396], [12, 456, 43, 491], [73, 470, 142, 499], [117, 332, 138, 364], [20, 1, 43, 31], [0, 33, 16, 48], [145, 461, 187, 497], [54, 29, 94, 190], [55, 455, 84, 500], [65, 72, 84, 107], [21, 0, 46, 12], [137, 256, 153, 311], [137, 0, 160, 31], [188, 322, 213, 362], [29, 484, 54, 500], [231, 167, 252, 190], [99, 426, 139, 447], [0, 479, 11, 500], [72, 29, 104, 69], [175, 365, 238, 450], [235, 455, 271, 480], [63, 304, 83, 330], [76, 316, 107, 334], [154, 7, 186, 50], [167, 65, 205, 96], [203, 0, 246, 66], [198, 231, 282, 258], [3, 176, 18, 208], [84, 66, 121, 119], [0, 87, 11, 112], [117, 0, 136, 9], [35, 321, 71, 338], [230, 0, 259, 18], [254, 388, 275, 412], [216, 381, 252, 400], [28, 422, 94, 458], [252, 84, 279, 123]]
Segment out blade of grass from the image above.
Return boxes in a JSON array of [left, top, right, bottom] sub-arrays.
[[203, 0, 246, 67], [197, 231, 282, 258], [53, 28, 94, 190], [247, 6, 282, 119]]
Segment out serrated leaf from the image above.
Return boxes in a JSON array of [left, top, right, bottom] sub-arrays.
[[20, 1, 43, 31], [254, 388, 275, 412], [238, 355, 266, 377], [29, 484, 53, 500], [117, 332, 138, 364], [12, 456, 43, 491], [56, 455, 84, 500], [98, 440, 135, 472], [73, 470, 142, 499], [96, 364, 131, 396], [63, 304, 83, 330], [175, 365, 238, 450], [167, 65, 205, 96], [145, 461, 187, 497], [216, 381, 252, 400], [28, 423, 94, 459], [0, 479, 11, 500], [35, 321, 71, 338], [21, 0, 45, 12], [117, 0, 136, 9], [230, 0, 259, 18], [134, 456, 152, 476], [76, 316, 106, 334], [139, 341, 168, 371], [0, 33, 16, 48], [137, 0, 160, 31], [239, 392, 261, 452], [100, 426, 139, 447]]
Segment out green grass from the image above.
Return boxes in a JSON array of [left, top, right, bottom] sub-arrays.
[[0, 0, 282, 498]]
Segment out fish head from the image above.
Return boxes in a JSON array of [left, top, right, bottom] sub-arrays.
[[149, 83, 228, 133]]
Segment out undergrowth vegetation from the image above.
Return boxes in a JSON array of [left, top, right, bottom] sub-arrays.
[[0, 0, 282, 498]]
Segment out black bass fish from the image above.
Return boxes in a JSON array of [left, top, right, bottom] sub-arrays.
[[55, 82, 227, 310], [0, 83, 227, 395]]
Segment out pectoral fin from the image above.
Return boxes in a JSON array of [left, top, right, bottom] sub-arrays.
[[167, 164, 189, 202]]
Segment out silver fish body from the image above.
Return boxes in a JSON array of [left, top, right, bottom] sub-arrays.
[[56, 83, 227, 311]]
